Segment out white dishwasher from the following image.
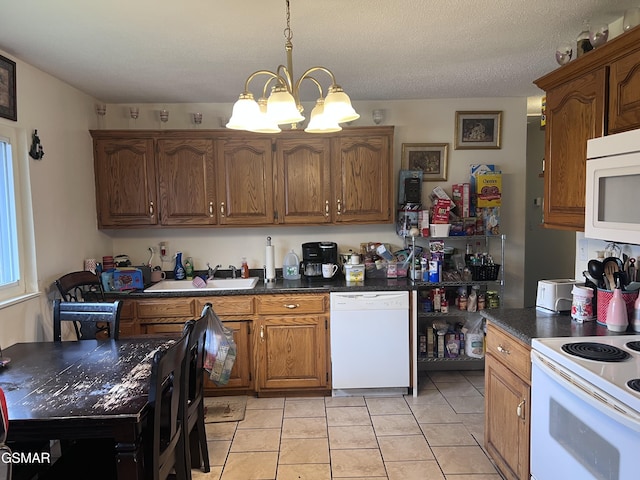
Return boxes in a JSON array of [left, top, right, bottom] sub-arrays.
[[330, 291, 410, 396]]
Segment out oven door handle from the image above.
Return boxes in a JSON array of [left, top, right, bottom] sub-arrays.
[[532, 351, 640, 433]]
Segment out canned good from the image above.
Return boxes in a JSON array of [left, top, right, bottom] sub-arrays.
[[486, 291, 500, 309]]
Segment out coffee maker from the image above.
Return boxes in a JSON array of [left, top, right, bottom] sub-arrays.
[[301, 242, 338, 280]]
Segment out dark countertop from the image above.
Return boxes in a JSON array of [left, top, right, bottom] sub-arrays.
[[479, 307, 629, 345], [109, 276, 414, 298]]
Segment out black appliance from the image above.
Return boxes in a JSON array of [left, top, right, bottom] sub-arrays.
[[301, 242, 338, 280]]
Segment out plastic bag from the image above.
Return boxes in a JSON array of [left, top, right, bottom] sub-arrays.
[[462, 315, 484, 358], [203, 308, 237, 386]]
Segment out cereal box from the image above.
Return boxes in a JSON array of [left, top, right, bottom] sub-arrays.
[[476, 172, 502, 207]]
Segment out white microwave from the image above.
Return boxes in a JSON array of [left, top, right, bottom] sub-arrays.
[[586, 128, 640, 245]]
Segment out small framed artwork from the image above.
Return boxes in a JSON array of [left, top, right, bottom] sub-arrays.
[[455, 111, 502, 149], [401, 143, 449, 181], [0, 55, 17, 121]]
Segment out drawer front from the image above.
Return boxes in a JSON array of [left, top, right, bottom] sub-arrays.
[[136, 298, 195, 319], [119, 300, 135, 320], [256, 294, 327, 315], [486, 323, 531, 381], [195, 296, 254, 316]]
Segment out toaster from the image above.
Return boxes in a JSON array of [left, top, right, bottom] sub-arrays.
[[536, 279, 580, 313]]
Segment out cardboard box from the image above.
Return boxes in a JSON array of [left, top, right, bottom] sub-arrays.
[[470, 164, 497, 215], [481, 206, 500, 235], [476, 172, 502, 207], [452, 183, 471, 217]]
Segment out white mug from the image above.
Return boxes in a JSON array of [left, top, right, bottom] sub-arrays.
[[322, 263, 338, 278]]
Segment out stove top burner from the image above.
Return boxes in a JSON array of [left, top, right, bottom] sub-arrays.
[[627, 379, 640, 393], [626, 341, 640, 352], [561, 342, 630, 362]]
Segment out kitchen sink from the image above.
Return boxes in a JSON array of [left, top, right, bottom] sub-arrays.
[[144, 277, 259, 292]]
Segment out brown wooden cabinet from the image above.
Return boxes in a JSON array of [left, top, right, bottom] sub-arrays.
[[332, 133, 393, 223], [93, 137, 157, 228], [255, 294, 330, 393], [157, 138, 217, 226], [534, 25, 640, 231], [484, 322, 531, 480], [275, 137, 332, 224], [91, 127, 393, 229], [216, 137, 275, 226]]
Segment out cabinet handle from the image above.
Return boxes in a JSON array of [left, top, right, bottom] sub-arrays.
[[325, 200, 329, 216], [260, 325, 264, 342], [220, 202, 225, 217], [149, 201, 154, 216], [336, 199, 341, 215], [497, 344, 510, 355], [209, 202, 214, 217], [284, 303, 300, 309], [517, 399, 525, 419]]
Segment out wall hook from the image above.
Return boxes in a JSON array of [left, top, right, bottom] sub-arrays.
[[29, 130, 45, 160]]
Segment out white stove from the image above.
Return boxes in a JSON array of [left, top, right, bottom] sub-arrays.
[[532, 335, 640, 413], [530, 335, 640, 480]]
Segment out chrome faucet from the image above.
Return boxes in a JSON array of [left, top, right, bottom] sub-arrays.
[[207, 263, 221, 279], [229, 265, 238, 279]]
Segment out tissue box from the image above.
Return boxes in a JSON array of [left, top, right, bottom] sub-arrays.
[[113, 268, 144, 291]]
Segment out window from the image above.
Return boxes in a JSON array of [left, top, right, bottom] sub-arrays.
[[0, 128, 25, 301]]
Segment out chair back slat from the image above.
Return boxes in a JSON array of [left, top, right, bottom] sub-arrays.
[[53, 299, 122, 341]]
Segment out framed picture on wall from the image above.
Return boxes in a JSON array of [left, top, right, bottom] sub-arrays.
[[401, 143, 449, 181], [455, 111, 502, 149], [0, 55, 17, 121]]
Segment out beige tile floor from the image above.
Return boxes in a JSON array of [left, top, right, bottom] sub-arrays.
[[193, 370, 502, 480]]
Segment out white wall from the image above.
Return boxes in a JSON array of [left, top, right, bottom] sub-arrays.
[[0, 51, 111, 345], [0, 51, 529, 346]]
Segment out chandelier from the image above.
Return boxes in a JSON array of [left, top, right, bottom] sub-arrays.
[[226, 0, 360, 134]]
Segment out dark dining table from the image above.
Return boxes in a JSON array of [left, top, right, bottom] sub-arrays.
[[0, 337, 176, 479]]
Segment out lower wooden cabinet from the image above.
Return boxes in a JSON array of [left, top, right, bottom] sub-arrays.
[[484, 322, 531, 480], [118, 293, 330, 396], [255, 294, 330, 393]]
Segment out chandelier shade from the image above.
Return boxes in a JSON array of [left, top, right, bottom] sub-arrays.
[[228, 0, 358, 134]]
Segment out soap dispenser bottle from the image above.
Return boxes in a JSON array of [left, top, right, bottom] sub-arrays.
[[174, 251, 186, 280], [606, 279, 628, 332], [241, 257, 250, 279]]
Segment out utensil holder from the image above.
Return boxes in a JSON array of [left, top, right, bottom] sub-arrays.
[[596, 288, 638, 326]]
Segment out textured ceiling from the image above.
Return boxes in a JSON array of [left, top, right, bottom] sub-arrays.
[[0, 0, 636, 104]]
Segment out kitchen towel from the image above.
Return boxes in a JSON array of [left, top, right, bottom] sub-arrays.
[[265, 240, 276, 281]]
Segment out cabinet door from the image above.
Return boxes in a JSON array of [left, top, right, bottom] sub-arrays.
[[216, 137, 274, 225], [485, 353, 531, 480], [543, 69, 606, 230], [275, 138, 332, 224], [257, 315, 328, 390], [94, 138, 157, 227], [157, 139, 217, 225], [332, 134, 392, 223], [205, 320, 252, 391], [609, 48, 640, 134]]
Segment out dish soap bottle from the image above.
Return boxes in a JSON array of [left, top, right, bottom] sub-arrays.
[[241, 257, 250, 279], [174, 251, 185, 280], [185, 257, 194, 280], [283, 250, 300, 280]]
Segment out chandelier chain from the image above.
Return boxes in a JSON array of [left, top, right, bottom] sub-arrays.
[[284, 0, 293, 43]]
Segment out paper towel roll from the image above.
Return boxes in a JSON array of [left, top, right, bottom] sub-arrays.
[[265, 245, 276, 281]]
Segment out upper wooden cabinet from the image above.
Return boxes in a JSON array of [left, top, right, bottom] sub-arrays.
[[534, 26, 640, 230], [94, 137, 157, 227], [332, 133, 392, 223], [91, 127, 394, 229], [157, 138, 217, 226], [275, 137, 332, 224], [216, 137, 275, 226]]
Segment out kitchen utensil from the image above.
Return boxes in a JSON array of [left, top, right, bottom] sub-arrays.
[[628, 258, 636, 284], [587, 259, 604, 288], [603, 258, 620, 290]]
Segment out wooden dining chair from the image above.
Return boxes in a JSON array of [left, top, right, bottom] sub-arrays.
[[144, 332, 190, 480], [0, 388, 12, 480], [181, 304, 211, 473], [54, 270, 108, 339], [52, 299, 122, 342]]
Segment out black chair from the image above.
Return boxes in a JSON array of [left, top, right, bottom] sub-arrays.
[[52, 299, 122, 342], [0, 388, 12, 480], [145, 333, 190, 480], [181, 304, 211, 473], [55, 271, 108, 339]]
